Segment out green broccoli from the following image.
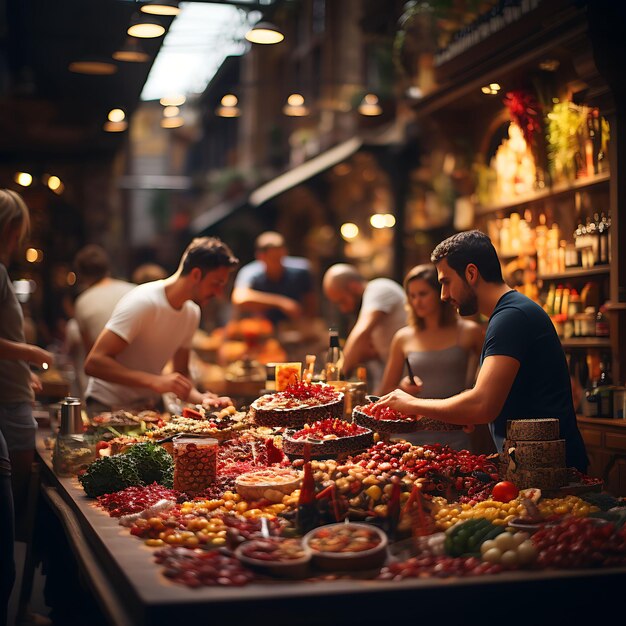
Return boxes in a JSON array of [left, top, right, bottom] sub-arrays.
[[79, 455, 142, 498], [123, 442, 173, 487]]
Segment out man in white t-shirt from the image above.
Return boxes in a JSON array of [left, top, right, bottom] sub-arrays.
[[322, 264, 407, 392], [84, 237, 239, 413], [73, 244, 135, 352]]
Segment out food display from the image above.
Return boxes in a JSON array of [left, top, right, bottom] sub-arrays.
[[43, 376, 626, 604], [248, 381, 344, 428], [282, 418, 373, 458], [500, 418, 568, 490], [353, 402, 463, 433]]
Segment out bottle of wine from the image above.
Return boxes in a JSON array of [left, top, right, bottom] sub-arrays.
[[325, 327, 344, 381], [296, 458, 318, 535]]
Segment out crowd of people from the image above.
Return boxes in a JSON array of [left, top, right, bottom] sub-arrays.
[[0, 189, 589, 624]]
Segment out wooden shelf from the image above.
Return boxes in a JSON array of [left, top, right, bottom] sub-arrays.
[[538, 266, 611, 281], [561, 337, 611, 349], [475, 172, 610, 216], [578, 415, 626, 428]]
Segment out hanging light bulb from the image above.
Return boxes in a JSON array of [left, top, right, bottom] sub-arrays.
[[358, 93, 382, 116], [160, 95, 186, 107], [245, 21, 284, 44], [108, 109, 126, 123], [215, 94, 240, 118], [69, 57, 117, 75], [161, 117, 184, 129], [128, 13, 166, 38], [282, 93, 309, 117], [140, 1, 180, 16], [113, 38, 150, 62], [14, 172, 33, 187]]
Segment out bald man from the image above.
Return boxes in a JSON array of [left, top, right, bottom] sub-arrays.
[[323, 264, 406, 391]]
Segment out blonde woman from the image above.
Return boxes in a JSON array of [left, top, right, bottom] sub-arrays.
[[0, 189, 54, 623], [379, 263, 483, 450]]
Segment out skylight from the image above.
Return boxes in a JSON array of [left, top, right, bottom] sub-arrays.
[[140, 2, 251, 102]]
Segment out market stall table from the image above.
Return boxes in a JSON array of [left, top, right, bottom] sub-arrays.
[[34, 433, 626, 626]]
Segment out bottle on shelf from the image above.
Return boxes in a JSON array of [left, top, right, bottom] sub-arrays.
[[595, 304, 610, 338], [325, 327, 344, 382], [544, 283, 556, 315], [596, 356, 614, 418], [598, 212, 610, 265]]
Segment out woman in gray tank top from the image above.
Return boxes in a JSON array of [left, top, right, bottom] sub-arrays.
[[380, 264, 484, 450]]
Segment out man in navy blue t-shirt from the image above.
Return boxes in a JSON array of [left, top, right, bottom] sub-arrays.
[[377, 230, 588, 472], [231, 231, 317, 325]]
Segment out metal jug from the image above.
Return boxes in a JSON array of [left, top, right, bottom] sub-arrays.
[[59, 396, 83, 435]]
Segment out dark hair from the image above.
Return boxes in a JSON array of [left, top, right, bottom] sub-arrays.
[[179, 237, 239, 276], [403, 263, 457, 330], [73, 244, 111, 283], [431, 230, 504, 284]]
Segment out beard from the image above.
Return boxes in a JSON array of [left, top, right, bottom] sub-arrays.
[[456, 285, 478, 317]]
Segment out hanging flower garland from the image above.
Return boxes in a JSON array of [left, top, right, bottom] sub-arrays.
[[503, 90, 542, 147]]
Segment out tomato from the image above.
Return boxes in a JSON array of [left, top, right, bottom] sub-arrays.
[[491, 480, 519, 502]]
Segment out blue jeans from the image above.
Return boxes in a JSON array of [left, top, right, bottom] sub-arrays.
[[0, 429, 15, 626]]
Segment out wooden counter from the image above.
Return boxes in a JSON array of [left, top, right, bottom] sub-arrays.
[[35, 435, 626, 626], [578, 415, 626, 495]]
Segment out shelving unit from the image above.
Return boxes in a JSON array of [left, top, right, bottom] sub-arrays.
[[475, 171, 610, 216], [538, 266, 610, 281]]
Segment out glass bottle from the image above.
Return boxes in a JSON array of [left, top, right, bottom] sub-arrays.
[[595, 305, 609, 338], [325, 327, 344, 381], [296, 459, 318, 535]]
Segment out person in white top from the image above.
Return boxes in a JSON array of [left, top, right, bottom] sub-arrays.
[[322, 264, 407, 392], [73, 244, 135, 352], [84, 237, 239, 414]]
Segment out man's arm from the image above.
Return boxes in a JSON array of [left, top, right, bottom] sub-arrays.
[[231, 286, 302, 318], [84, 329, 193, 400], [375, 354, 520, 425], [342, 309, 386, 374]]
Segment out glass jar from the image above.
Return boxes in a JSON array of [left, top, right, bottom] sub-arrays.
[[52, 434, 95, 477], [173, 437, 218, 495]]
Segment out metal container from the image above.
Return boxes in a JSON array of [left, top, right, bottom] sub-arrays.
[[59, 396, 83, 435]]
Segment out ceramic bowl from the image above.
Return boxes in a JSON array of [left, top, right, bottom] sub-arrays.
[[303, 522, 388, 571], [235, 537, 312, 578]]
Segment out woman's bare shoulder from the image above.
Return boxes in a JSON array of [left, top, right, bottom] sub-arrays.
[[458, 318, 484, 341]]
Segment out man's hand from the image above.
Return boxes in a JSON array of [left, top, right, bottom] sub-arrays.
[[201, 393, 232, 409], [153, 372, 193, 400], [374, 388, 421, 416], [279, 297, 303, 319], [30, 371, 43, 393], [399, 375, 423, 394]]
